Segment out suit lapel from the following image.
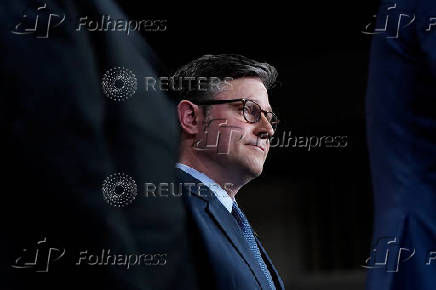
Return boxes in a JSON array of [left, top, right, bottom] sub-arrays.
[[206, 196, 271, 289], [176, 168, 272, 289], [256, 237, 285, 290]]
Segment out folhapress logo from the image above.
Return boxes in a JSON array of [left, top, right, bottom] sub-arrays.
[[361, 237, 415, 272], [11, 3, 65, 39], [11, 3, 167, 39], [11, 237, 65, 272]]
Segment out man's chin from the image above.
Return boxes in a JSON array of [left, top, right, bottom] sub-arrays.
[[222, 155, 265, 180], [244, 161, 264, 178]]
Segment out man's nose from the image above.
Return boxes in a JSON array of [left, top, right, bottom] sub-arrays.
[[255, 113, 274, 139]]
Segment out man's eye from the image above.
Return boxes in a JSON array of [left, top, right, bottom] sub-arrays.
[[246, 107, 256, 114]]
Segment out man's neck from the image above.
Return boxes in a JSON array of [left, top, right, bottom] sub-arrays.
[[178, 156, 249, 199]]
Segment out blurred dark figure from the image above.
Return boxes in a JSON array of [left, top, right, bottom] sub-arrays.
[[0, 1, 197, 289], [366, 0, 436, 289]]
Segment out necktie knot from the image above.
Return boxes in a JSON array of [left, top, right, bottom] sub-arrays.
[[232, 201, 250, 231]]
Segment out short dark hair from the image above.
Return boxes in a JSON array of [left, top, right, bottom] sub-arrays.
[[171, 54, 278, 102]]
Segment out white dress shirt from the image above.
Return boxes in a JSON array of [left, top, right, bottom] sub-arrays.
[[176, 163, 234, 213]]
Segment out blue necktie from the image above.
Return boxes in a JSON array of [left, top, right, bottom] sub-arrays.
[[232, 201, 276, 290]]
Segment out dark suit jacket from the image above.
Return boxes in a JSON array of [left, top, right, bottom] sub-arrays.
[[366, 0, 436, 289], [177, 168, 285, 290], [1, 1, 197, 289]]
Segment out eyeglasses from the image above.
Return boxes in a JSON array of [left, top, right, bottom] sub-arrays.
[[191, 98, 279, 132]]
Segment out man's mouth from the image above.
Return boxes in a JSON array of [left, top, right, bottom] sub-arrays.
[[246, 143, 265, 152]]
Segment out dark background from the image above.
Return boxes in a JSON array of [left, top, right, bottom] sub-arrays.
[[118, 2, 381, 289], [2, 1, 383, 289]]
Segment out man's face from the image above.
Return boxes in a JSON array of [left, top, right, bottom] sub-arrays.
[[195, 77, 275, 179]]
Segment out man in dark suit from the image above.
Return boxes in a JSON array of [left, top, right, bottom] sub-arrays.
[[173, 54, 284, 289], [1, 1, 197, 289], [365, 0, 436, 289]]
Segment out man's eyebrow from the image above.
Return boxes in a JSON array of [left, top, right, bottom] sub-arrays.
[[258, 101, 272, 112], [246, 97, 272, 111]]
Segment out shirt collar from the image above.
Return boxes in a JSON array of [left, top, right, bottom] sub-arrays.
[[176, 163, 234, 213]]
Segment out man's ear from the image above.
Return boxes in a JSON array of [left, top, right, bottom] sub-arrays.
[[177, 100, 202, 135]]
